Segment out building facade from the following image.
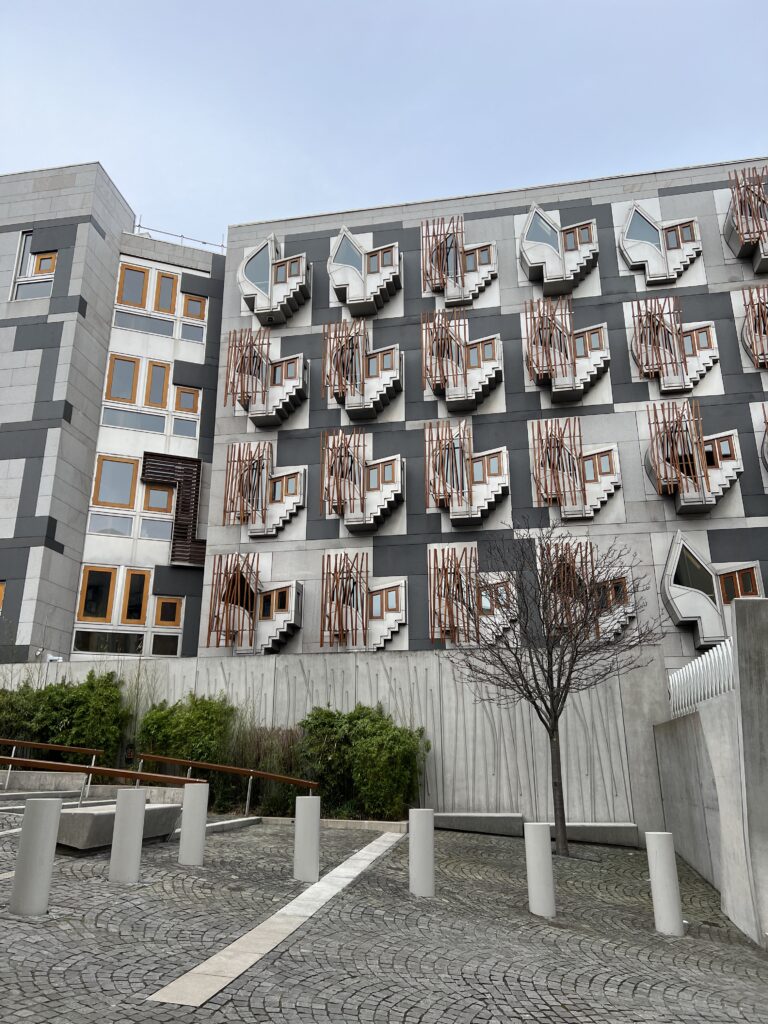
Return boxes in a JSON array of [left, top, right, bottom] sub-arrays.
[[1, 158, 767, 681]]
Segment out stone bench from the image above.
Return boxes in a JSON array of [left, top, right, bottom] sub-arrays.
[[57, 803, 182, 850]]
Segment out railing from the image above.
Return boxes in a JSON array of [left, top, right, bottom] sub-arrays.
[[1, 738, 103, 793], [668, 638, 734, 718], [137, 753, 319, 816]]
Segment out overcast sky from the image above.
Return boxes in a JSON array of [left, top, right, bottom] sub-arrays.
[[1, 1, 766, 243]]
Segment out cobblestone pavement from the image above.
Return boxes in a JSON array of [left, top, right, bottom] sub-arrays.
[[1, 824, 767, 1023]]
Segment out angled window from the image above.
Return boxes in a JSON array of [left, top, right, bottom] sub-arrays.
[[106, 355, 139, 403], [673, 545, 717, 603], [121, 569, 151, 625], [526, 211, 561, 252], [117, 264, 149, 307], [77, 566, 117, 622], [154, 272, 177, 314], [626, 209, 662, 250], [145, 361, 169, 408], [243, 246, 271, 294], [335, 233, 364, 274], [93, 455, 138, 509]]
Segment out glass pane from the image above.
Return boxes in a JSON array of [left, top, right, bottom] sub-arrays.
[[181, 322, 205, 343], [386, 589, 398, 610], [472, 461, 484, 483], [277, 589, 288, 610], [526, 212, 560, 252], [124, 573, 147, 622], [465, 251, 477, 272], [368, 253, 379, 273], [185, 297, 204, 317], [140, 518, 173, 540], [15, 279, 53, 299], [740, 570, 755, 595], [120, 268, 146, 305], [381, 248, 393, 267], [368, 467, 379, 490], [274, 265, 287, 284], [367, 355, 378, 376], [334, 235, 363, 274], [370, 593, 382, 618], [681, 223, 694, 242], [83, 570, 113, 618], [468, 347, 480, 368], [157, 275, 175, 311], [483, 341, 494, 360], [103, 407, 165, 432], [575, 336, 587, 358], [147, 487, 169, 510], [74, 630, 144, 655], [178, 391, 196, 411], [152, 634, 179, 656], [383, 462, 394, 482], [626, 209, 662, 250], [665, 228, 680, 249], [285, 475, 297, 494], [243, 246, 271, 293], [488, 456, 500, 475], [261, 593, 272, 618], [110, 358, 136, 401], [19, 232, 33, 275], [37, 255, 55, 274], [683, 334, 695, 356], [673, 545, 716, 601], [173, 418, 197, 438], [480, 590, 492, 613], [564, 231, 576, 251], [698, 330, 710, 348], [579, 225, 591, 244], [157, 598, 179, 622], [590, 331, 602, 350], [114, 310, 174, 336], [479, 247, 491, 265], [599, 453, 612, 474], [583, 458, 597, 482], [285, 360, 297, 378], [97, 459, 135, 505], [148, 364, 167, 406], [722, 575, 737, 603], [88, 513, 132, 537]]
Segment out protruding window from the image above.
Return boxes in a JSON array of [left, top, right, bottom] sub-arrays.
[[527, 211, 561, 251], [626, 209, 662, 250], [243, 246, 271, 293]]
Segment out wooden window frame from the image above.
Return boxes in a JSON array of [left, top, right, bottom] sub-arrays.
[[563, 229, 577, 252], [703, 442, 719, 469], [719, 569, 757, 605], [143, 485, 174, 514], [121, 569, 151, 626], [467, 344, 481, 369], [478, 246, 491, 265], [288, 258, 301, 278], [472, 459, 486, 484], [368, 252, 380, 274], [574, 333, 588, 358], [106, 354, 140, 404], [270, 478, 284, 503], [381, 461, 395, 485], [270, 363, 284, 386], [92, 455, 139, 510], [380, 349, 394, 371], [155, 596, 182, 628], [583, 455, 598, 483], [117, 264, 149, 308], [145, 361, 170, 409], [182, 294, 207, 320], [0, 580, 5, 615], [589, 329, 603, 351], [77, 565, 117, 623], [33, 251, 57, 276], [598, 451, 614, 476], [284, 474, 298, 496], [718, 436, 735, 461], [175, 387, 200, 415], [697, 327, 712, 350], [682, 331, 696, 356], [464, 249, 477, 272], [367, 465, 381, 491], [154, 272, 178, 315], [273, 262, 287, 285], [482, 340, 495, 361], [259, 590, 275, 620], [486, 453, 502, 477], [381, 248, 393, 268], [665, 226, 681, 251], [579, 224, 592, 245], [680, 222, 695, 243], [385, 586, 399, 613], [276, 587, 289, 612], [369, 591, 383, 619], [284, 359, 297, 380], [366, 354, 379, 378]]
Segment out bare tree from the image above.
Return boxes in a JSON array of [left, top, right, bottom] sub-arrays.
[[447, 524, 661, 857]]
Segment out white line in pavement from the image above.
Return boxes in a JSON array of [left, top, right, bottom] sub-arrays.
[[0, 870, 14, 881], [147, 830, 403, 1008]]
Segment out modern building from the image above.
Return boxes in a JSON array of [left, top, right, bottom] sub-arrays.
[[1, 157, 767, 678]]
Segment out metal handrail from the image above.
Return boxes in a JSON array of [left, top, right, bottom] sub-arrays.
[[1, 738, 103, 795], [137, 752, 318, 817]]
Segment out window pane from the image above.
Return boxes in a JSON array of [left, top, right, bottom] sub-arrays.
[[673, 546, 716, 602], [583, 458, 597, 482], [370, 593, 382, 618], [173, 418, 197, 438], [368, 467, 379, 490], [599, 453, 612, 475], [148, 364, 168, 406], [185, 296, 205, 318], [18, 232, 33, 275], [465, 251, 477, 271], [334, 235, 363, 274], [285, 475, 297, 495], [97, 459, 135, 505], [103, 407, 165, 432], [158, 599, 179, 623], [479, 247, 491, 265], [274, 264, 287, 284], [157, 275, 175, 312], [368, 253, 379, 273], [386, 589, 398, 610], [526, 212, 560, 252], [15, 279, 53, 299], [564, 231, 576, 251], [579, 225, 591, 244], [575, 336, 587, 358], [181, 322, 205, 343], [110, 358, 136, 401], [120, 268, 146, 305], [37, 254, 55, 274], [147, 487, 170, 510], [124, 573, 147, 622], [721, 574, 738, 603], [383, 462, 394, 483], [140, 518, 173, 540], [277, 589, 288, 611], [114, 310, 174, 336], [88, 513, 132, 537], [367, 355, 378, 376], [590, 331, 602, 350], [488, 455, 500, 475], [698, 330, 710, 348], [74, 630, 144, 655], [740, 570, 756, 595], [472, 461, 484, 483], [381, 248, 393, 267], [177, 390, 196, 412], [152, 634, 179, 656], [665, 228, 679, 249], [626, 209, 662, 250], [244, 246, 271, 293], [261, 593, 273, 619], [83, 570, 113, 618]]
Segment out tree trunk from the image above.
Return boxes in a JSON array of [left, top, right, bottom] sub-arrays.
[[549, 729, 569, 857]]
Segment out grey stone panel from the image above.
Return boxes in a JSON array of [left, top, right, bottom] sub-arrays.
[[29, 223, 77, 253], [179, 271, 224, 299], [658, 179, 729, 196], [308, 358, 341, 429], [13, 321, 62, 350]]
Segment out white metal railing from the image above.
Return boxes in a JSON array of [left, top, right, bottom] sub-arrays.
[[668, 638, 734, 718]]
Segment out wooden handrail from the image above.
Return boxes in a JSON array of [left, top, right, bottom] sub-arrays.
[[137, 752, 318, 790], [0, 755, 205, 786], [0, 738, 103, 758]]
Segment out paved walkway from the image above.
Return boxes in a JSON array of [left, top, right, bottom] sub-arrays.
[[1, 822, 767, 1023]]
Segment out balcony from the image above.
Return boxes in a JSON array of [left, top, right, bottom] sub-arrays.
[[322, 319, 402, 420], [723, 166, 768, 273], [237, 233, 311, 325], [531, 417, 621, 520], [645, 400, 743, 514], [319, 551, 406, 651], [519, 206, 599, 294], [327, 227, 402, 315], [421, 215, 497, 306], [631, 297, 718, 393], [421, 310, 503, 412], [225, 327, 308, 427], [424, 420, 509, 525], [525, 297, 609, 402], [321, 428, 404, 533], [222, 442, 306, 537], [619, 204, 702, 285]]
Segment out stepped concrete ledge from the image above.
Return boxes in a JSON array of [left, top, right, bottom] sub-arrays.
[[57, 802, 182, 850]]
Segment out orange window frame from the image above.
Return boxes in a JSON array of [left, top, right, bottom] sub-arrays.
[[718, 436, 735, 460], [273, 263, 287, 285], [106, 354, 140, 404], [145, 361, 170, 408], [369, 590, 384, 619], [117, 264, 149, 308], [270, 478, 284, 503], [121, 569, 151, 625], [155, 596, 182, 627], [143, 485, 174, 514], [182, 294, 207, 320], [486, 453, 502, 477], [598, 451, 613, 475], [0, 580, 5, 615], [583, 455, 598, 483], [92, 455, 139, 510], [288, 258, 301, 277], [381, 460, 395, 484], [563, 229, 577, 252], [154, 272, 178, 315], [77, 565, 117, 623], [175, 387, 200, 414], [385, 586, 399, 612], [33, 251, 57, 276], [367, 465, 381, 491]]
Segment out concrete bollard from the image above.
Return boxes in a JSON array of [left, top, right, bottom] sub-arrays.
[[645, 831, 685, 936], [109, 788, 147, 883], [293, 795, 321, 883], [9, 797, 62, 917], [524, 822, 556, 919], [409, 808, 435, 897], [178, 782, 209, 866]]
